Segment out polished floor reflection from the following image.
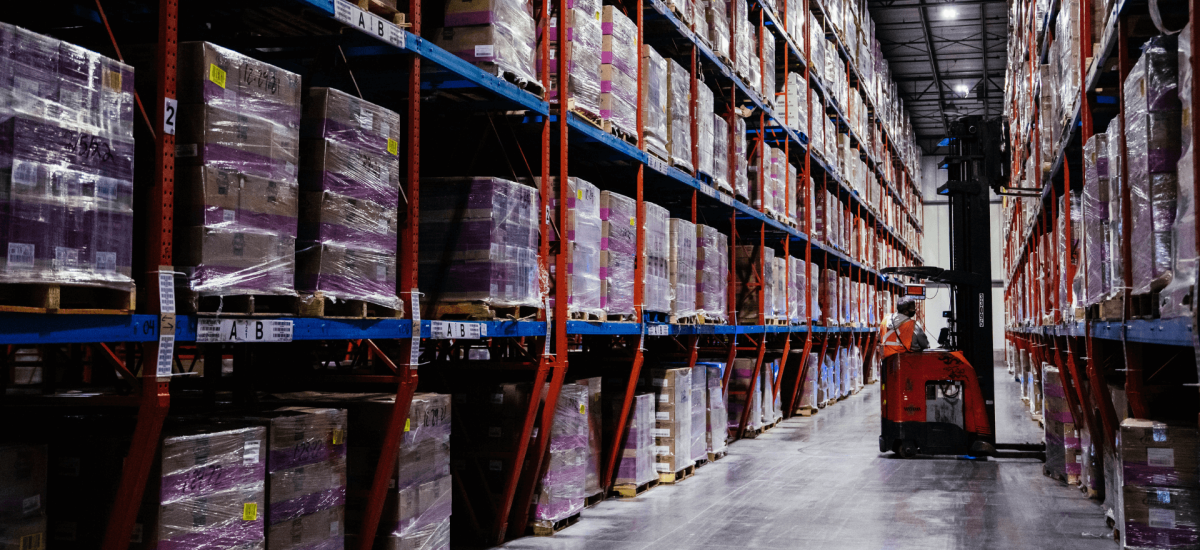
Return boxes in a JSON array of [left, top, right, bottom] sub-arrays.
[[498, 366, 1116, 550]]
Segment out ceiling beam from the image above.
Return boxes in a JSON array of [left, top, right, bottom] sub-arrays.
[[917, 0, 950, 135], [892, 69, 1005, 82], [869, 0, 1006, 12], [980, 3, 989, 116]]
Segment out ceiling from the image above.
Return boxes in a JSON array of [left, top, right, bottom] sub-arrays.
[[866, 0, 1009, 153]]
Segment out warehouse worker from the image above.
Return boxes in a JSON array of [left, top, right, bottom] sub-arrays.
[[880, 297, 929, 359]]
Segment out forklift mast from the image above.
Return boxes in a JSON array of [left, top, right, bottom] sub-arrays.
[[937, 115, 1003, 439]]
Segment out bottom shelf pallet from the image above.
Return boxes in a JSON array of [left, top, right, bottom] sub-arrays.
[[706, 450, 727, 462], [584, 492, 605, 508], [612, 478, 659, 498], [530, 512, 581, 536], [0, 283, 135, 315], [794, 406, 818, 417], [657, 463, 695, 484]]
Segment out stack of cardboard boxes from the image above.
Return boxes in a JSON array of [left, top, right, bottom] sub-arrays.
[[650, 367, 694, 478], [532, 384, 589, 527], [696, 224, 728, 324], [1117, 419, 1199, 549], [543, 0, 603, 120], [599, 191, 637, 319], [0, 444, 46, 550], [600, 6, 637, 138], [704, 364, 728, 456], [668, 219, 697, 321], [438, 0, 539, 86], [644, 202, 672, 314], [611, 393, 657, 487]]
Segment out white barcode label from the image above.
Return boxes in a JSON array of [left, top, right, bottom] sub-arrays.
[[647, 324, 670, 336], [54, 247, 79, 269], [7, 243, 34, 269], [94, 252, 117, 274], [658, 393, 669, 403], [333, 0, 405, 48], [358, 110, 374, 131], [1148, 508, 1176, 529], [376, 264, 387, 282], [222, 209, 236, 223], [653, 445, 669, 455], [409, 290, 421, 367], [196, 319, 294, 343], [11, 160, 36, 188], [651, 378, 668, 387], [491, 393, 504, 405], [329, 520, 339, 538], [431, 320, 484, 339], [243, 440, 261, 465], [155, 335, 174, 377], [21, 495, 40, 514], [651, 428, 671, 438], [475, 45, 495, 59], [1147, 448, 1175, 468], [654, 462, 671, 473]]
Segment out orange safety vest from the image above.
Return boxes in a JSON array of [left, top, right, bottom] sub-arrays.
[[880, 316, 917, 359]]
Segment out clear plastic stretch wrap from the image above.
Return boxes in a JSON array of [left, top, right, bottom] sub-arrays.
[[1162, 23, 1196, 318], [1125, 34, 1182, 295], [176, 42, 301, 298], [601, 6, 638, 138], [544, 6, 603, 119], [533, 383, 587, 525], [1119, 419, 1200, 550], [668, 218, 698, 319], [690, 366, 708, 462], [1082, 133, 1110, 306], [810, 261, 821, 323], [667, 59, 694, 171], [761, 34, 776, 110], [381, 393, 451, 550], [650, 367, 694, 475], [731, 0, 751, 79], [770, 147, 786, 218], [250, 408, 347, 550], [786, 0, 802, 46], [0, 25, 135, 291], [613, 393, 657, 486], [786, 72, 808, 137], [579, 377, 603, 498], [1041, 366, 1069, 481], [698, 83, 715, 177], [707, 0, 731, 61], [734, 245, 773, 324], [642, 46, 670, 162], [772, 256, 787, 321], [600, 190, 637, 318], [644, 201, 672, 313], [705, 364, 728, 455], [798, 352, 819, 409], [435, 11, 538, 87], [713, 114, 732, 194], [297, 88, 402, 312], [1107, 116, 1126, 293], [420, 177, 541, 309], [734, 116, 749, 198], [759, 359, 775, 425], [819, 268, 837, 325], [550, 177, 603, 317], [787, 162, 797, 226], [727, 358, 762, 432], [696, 224, 728, 323], [143, 425, 268, 550], [788, 256, 804, 323], [748, 37, 761, 103]]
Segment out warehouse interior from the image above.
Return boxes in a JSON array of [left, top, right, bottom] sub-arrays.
[[0, 0, 1197, 548]]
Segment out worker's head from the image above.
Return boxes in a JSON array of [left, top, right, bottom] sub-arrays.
[[896, 297, 918, 317]]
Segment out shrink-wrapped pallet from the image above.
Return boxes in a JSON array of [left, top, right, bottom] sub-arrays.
[[642, 46, 670, 161], [761, 34, 776, 110], [600, 191, 637, 318], [760, 359, 776, 426], [437, 0, 539, 86], [1082, 133, 1110, 306], [706, 0, 730, 61], [542, 5, 603, 120], [797, 352, 819, 410], [696, 224, 728, 323], [690, 366, 708, 462], [612, 393, 657, 486], [1107, 117, 1126, 293], [734, 116, 749, 198], [669, 219, 698, 319], [644, 201, 672, 313], [650, 367, 694, 475], [819, 268, 837, 325], [727, 358, 762, 432], [1041, 366, 1069, 481], [298, 87, 403, 312], [734, 245, 772, 323], [547, 177, 603, 318], [420, 177, 541, 310], [1125, 34, 1182, 295], [667, 59, 693, 171], [1162, 24, 1197, 318], [786, 72, 808, 137], [137, 426, 268, 550], [772, 256, 787, 322], [1118, 419, 1200, 550], [0, 25, 135, 292], [731, 0, 751, 79], [698, 83, 715, 178], [578, 377, 604, 499], [705, 364, 728, 455], [788, 256, 805, 324], [532, 383, 588, 526], [601, 7, 638, 138], [713, 114, 732, 194], [176, 42, 300, 298]]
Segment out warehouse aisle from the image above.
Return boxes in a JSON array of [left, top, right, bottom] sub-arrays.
[[498, 367, 1116, 550]]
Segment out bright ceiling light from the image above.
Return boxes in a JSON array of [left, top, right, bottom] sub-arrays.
[[954, 85, 970, 96], [942, 7, 958, 18]]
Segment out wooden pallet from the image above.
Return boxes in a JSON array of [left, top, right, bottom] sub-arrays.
[[356, 0, 405, 23], [180, 292, 296, 317], [530, 512, 581, 536], [742, 425, 766, 439], [612, 478, 658, 498], [658, 463, 695, 484], [670, 314, 699, 325], [695, 313, 726, 324], [584, 492, 606, 508], [1130, 291, 1158, 319], [569, 310, 606, 322], [605, 313, 638, 323], [601, 119, 639, 145], [706, 450, 727, 462], [0, 283, 135, 315], [1095, 295, 1124, 321], [693, 457, 709, 470], [429, 301, 539, 321], [295, 292, 402, 319], [794, 406, 818, 416]]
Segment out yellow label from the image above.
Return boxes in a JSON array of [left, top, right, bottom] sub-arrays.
[[104, 69, 122, 92], [577, 189, 583, 200], [387, 138, 399, 156], [242, 503, 258, 521], [579, 404, 586, 414], [209, 64, 227, 88], [404, 418, 411, 432], [630, 217, 636, 227], [20, 533, 44, 550], [331, 430, 343, 445]]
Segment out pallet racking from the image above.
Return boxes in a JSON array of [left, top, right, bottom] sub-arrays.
[[0, 0, 925, 546]]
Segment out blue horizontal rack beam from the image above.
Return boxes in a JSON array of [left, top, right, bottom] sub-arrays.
[[0, 314, 161, 345], [1008, 318, 1195, 347]]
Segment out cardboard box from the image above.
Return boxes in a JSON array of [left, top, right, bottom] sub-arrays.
[[177, 41, 302, 112], [1120, 419, 1199, 488], [0, 445, 46, 520], [1121, 485, 1200, 550], [302, 87, 400, 153]]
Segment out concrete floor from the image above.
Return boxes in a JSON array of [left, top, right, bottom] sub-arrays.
[[499, 366, 1117, 550]]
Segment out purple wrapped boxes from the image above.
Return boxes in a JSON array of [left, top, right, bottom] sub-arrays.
[[612, 393, 656, 486], [438, 0, 538, 86], [644, 201, 671, 314], [256, 408, 347, 550], [601, 6, 637, 139], [696, 224, 727, 324], [600, 190, 636, 318], [532, 383, 588, 526], [0, 24, 135, 291]]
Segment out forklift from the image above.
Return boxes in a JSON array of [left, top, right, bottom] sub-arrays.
[[879, 116, 1045, 460]]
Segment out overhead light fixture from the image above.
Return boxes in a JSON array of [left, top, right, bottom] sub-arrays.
[[954, 84, 970, 96], [942, 7, 958, 19]]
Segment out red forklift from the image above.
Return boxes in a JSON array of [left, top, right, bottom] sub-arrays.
[[879, 117, 1044, 461]]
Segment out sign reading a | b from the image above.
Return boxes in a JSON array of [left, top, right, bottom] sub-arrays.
[[196, 319, 293, 343]]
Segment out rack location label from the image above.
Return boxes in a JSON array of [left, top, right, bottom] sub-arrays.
[[430, 321, 486, 340], [196, 319, 294, 343], [334, 0, 405, 48]]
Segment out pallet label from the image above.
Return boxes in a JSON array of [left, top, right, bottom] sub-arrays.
[[196, 319, 293, 343], [410, 290, 421, 366], [334, 0, 405, 49], [647, 156, 669, 174], [430, 320, 485, 340], [647, 324, 669, 336]]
